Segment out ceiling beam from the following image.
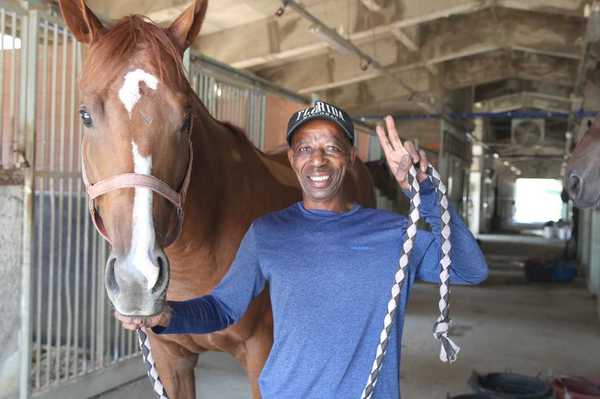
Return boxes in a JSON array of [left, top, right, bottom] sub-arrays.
[[443, 51, 579, 89], [256, 37, 423, 94], [196, 0, 489, 69], [195, 0, 583, 71], [254, 9, 581, 96], [391, 25, 420, 52], [315, 69, 439, 116], [497, 0, 586, 17], [358, 0, 383, 13], [475, 92, 576, 113], [420, 8, 583, 65]]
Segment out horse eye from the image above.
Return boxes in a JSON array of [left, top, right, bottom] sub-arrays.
[[79, 108, 93, 128], [181, 113, 192, 132]]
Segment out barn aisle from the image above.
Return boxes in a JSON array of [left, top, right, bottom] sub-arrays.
[[96, 234, 600, 399]]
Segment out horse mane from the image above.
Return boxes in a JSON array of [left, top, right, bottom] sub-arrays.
[[220, 121, 256, 147], [81, 15, 186, 89]]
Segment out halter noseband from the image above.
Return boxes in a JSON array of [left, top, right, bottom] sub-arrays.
[[81, 130, 194, 249]]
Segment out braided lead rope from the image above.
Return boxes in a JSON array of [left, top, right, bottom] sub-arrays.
[[137, 327, 169, 399], [361, 165, 421, 399], [361, 164, 458, 399], [427, 165, 460, 363]]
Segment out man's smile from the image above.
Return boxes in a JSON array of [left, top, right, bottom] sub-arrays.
[[308, 174, 331, 182]]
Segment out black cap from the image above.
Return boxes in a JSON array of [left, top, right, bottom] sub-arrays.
[[286, 101, 354, 146]]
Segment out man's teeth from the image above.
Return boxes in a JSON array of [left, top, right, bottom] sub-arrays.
[[309, 175, 330, 182]]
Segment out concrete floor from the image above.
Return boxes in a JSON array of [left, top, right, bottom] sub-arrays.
[[97, 234, 600, 398]]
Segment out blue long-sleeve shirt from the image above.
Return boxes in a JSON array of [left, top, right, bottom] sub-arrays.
[[152, 178, 488, 398]]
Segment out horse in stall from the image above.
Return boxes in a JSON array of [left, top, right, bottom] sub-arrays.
[[58, 0, 376, 397], [566, 117, 600, 209]]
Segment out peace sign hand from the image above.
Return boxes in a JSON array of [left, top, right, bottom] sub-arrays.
[[375, 116, 429, 191]]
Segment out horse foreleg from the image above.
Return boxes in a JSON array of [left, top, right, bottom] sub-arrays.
[[148, 334, 201, 399]]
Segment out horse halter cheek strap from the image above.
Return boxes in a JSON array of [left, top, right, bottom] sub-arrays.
[[81, 124, 194, 249]]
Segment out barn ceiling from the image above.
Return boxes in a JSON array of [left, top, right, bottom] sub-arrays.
[[40, 0, 599, 178]]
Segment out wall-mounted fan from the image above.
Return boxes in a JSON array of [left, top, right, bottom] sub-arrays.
[[511, 118, 545, 147]]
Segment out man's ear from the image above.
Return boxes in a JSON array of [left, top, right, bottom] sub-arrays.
[[349, 146, 357, 166], [58, 0, 105, 46], [168, 0, 209, 52], [287, 148, 295, 168]]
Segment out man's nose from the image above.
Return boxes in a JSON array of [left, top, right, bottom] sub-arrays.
[[309, 149, 326, 167]]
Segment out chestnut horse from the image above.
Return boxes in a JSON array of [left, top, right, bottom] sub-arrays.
[[58, 0, 375, 397], [566, 116, 600, 209]]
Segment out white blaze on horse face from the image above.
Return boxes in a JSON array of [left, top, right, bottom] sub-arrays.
[[129, 141, 159, 290], [118, 69, 158, 118]]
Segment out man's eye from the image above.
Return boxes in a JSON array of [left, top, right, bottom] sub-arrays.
[[299, 147, 311, 153], [79, 108, 93, 128], [326, 146, 339, 152]]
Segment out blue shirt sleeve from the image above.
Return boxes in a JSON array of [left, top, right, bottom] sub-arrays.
[[152, 223, 266, 335], [406, 178, 489, 285]]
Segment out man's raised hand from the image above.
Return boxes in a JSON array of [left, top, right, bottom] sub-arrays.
[[375, 115, 429, 191]]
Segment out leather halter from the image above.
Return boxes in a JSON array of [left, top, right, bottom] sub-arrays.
[[81, 122, 194, 249]]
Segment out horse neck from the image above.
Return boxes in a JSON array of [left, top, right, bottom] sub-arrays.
[[170, 92, 256, 254]]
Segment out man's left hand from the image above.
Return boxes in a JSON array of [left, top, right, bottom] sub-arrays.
[[376, 115, 429, 191]]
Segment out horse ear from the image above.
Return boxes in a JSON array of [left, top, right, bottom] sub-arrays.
[[168, 0, 208, 52], [58, 0, 105, 46]]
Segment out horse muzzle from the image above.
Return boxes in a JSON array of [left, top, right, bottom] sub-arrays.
[[105, 248, 170, 317], [567, 172, 600, 209]]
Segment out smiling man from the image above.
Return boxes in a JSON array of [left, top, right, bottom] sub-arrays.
[[116, 101, 489, 398]]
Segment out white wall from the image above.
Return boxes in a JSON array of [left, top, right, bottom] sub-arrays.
[[0, 177, 24, 399]]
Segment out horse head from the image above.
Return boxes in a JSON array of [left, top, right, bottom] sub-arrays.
[[566, 115, 600, 209], [59, 0, 208, 317]]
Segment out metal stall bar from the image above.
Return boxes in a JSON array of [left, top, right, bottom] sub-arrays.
[[8, 10, 17, 168], [42, 15, 58, 391], [17, 6, 28, 164], [0, 8, 5, 166], [19, 6, 33, 399], [54, 24, 68, 384], [33, 17, 49, 391], [64, 35, 78, 381]]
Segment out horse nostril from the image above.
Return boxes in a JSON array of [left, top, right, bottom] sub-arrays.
[[151, 253, 169, 294], [105, 256, 119, 296], [568, 174, 582, 199]]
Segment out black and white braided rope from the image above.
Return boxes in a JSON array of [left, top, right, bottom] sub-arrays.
[[361, 164, 459, 399], [137, 327, 169, 399]]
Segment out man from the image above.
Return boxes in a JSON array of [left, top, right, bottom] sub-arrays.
[[117, 101, 488, 398]]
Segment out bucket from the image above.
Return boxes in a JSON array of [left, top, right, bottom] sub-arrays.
[[552, 265, 576, 282], [550, 377, 600, 399], [468, 371, 555, 398]]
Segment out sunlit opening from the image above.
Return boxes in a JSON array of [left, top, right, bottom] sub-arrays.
[[514, 178, 563, 223], [0, 34, 21, 50]]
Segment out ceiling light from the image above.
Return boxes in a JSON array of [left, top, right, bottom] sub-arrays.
[[493, 153, 499, 159], [503, 161, 509, 166]]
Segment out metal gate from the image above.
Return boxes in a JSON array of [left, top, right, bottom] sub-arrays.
[[14, 7, 147, 399], [12, 5, 279, 399], [188, 54, 267, 150]]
